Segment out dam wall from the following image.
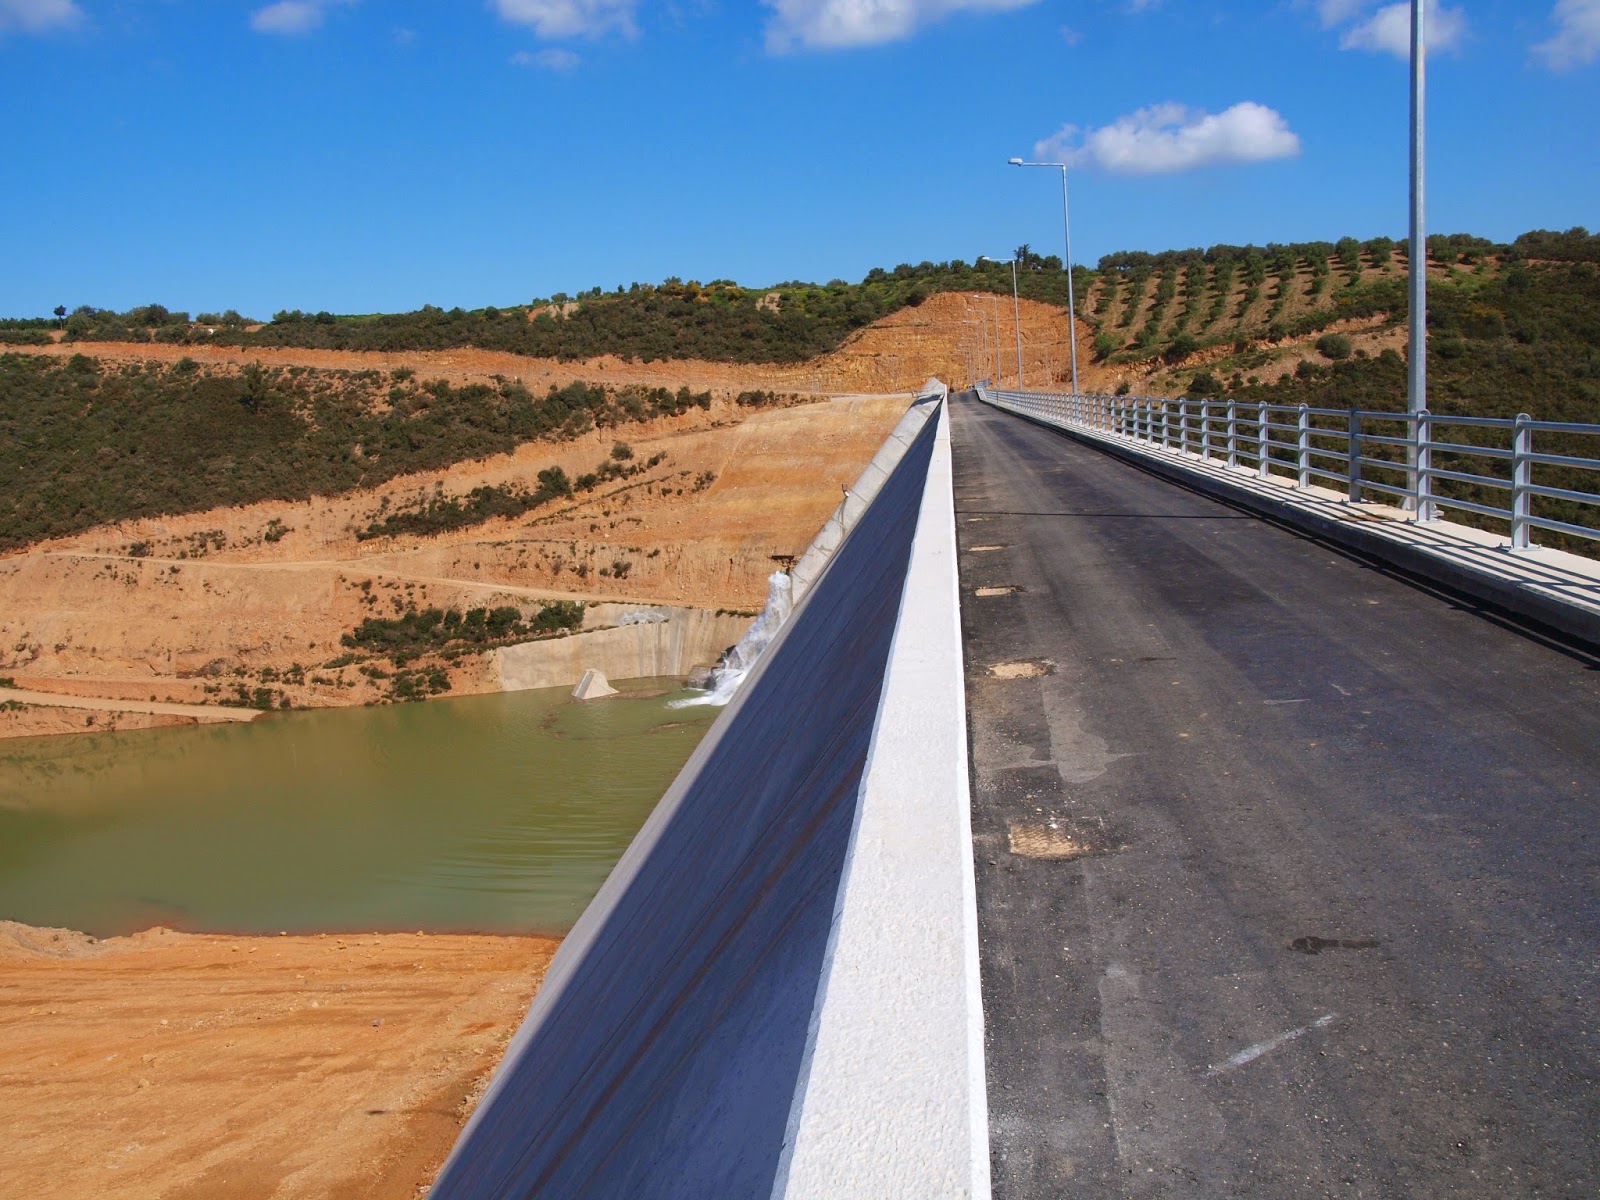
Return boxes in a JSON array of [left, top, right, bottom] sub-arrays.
[[431, 392, 988, 1198], [492, 604, 749, 691]]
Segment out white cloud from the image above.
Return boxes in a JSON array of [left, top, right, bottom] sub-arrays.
[[1036, 101, 1302, 176], [1535, 0, 1600, 70], [1314, 0, 1367, 26], [1318, 0, 1465, 58], [0, 0, 83, 35], [511, 47, 582, 68], [762, 0, 1038, 52], [492, 0, 637, 39], [251, 2, 323, 34], [250, 1, 355, 35]]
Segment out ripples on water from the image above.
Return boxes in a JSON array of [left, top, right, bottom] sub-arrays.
[[0, 680, 715, 937]]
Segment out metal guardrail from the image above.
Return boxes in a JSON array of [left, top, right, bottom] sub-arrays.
[[976, 385, 1600, 553]]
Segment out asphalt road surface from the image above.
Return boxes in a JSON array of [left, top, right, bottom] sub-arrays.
[[952, 392, 1600, 1199]]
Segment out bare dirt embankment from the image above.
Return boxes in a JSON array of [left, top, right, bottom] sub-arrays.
[[0, 922, 557, 1199]]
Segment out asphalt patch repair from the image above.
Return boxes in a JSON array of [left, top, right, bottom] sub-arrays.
[[1007, 819, 1117, 861], [988, 659, 1052, 679]]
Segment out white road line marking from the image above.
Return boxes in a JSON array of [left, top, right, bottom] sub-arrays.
[[1204, 1014, 1337, 1077], [1263, 698, 1310, 705]]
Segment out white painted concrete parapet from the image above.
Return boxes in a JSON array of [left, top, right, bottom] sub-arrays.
[[775, 401, 990, 1198]]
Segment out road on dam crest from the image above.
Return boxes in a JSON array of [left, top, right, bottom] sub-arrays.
[[951, 392, 1600, 1198]]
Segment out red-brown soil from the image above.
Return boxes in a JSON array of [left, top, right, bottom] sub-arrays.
[[0, 922, 558, 1199]]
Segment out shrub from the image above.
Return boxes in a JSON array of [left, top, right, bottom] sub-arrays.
[[1316, 333, 1353, 360], [1163, 334, 1200, 364]]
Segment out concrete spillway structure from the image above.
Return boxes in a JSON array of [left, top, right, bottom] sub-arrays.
[[431, 390, 988, 1199]]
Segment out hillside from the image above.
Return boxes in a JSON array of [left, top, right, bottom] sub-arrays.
[[0, 387, 910, 732], [4, 227, 1597, 730], [11, 226, 1596, 424]]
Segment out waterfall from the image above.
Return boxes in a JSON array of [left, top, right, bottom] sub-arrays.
[[674, 571, 793, 707]]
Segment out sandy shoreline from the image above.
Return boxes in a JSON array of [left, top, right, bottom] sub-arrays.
[[0, 920, 557, 1198]]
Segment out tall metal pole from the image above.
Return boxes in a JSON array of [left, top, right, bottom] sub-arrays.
[[1011, 158, 1082, 399], [1407, 0, 1427, 503], [1011, 258, 1024, 390], [1059, 165, 1080, 400]]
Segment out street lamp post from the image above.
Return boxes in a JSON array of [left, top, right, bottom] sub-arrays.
[[1408, 0, 1429, 514], [1009, 157, 1079, 400]]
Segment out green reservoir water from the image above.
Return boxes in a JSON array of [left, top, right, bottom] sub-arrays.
[[0, 680, 716, 938]]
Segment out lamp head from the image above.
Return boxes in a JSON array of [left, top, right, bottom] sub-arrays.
[[1007, 157, 1024, 166]]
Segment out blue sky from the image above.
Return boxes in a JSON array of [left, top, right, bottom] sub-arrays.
[[3, 0, 1596, 318]]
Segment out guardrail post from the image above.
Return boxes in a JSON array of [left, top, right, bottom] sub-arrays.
[[1179, 401, 1190, 456], [1160, 403, 1171, 451], [1297, 404, 1311, 489], [1347, 407, 1362, 503], [1226, 400, 1238, 468], [1415, 409, 1435, 522], [1510, 413, 1532, 551], [1199, 401, 1212, 461], [1258, 402, 1270, 478]]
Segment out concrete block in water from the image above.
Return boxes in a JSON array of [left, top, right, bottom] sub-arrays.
[[571, 669, 619, 700]]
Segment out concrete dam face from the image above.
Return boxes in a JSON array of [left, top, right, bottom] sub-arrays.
[[430, 394, 987, 1199]]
